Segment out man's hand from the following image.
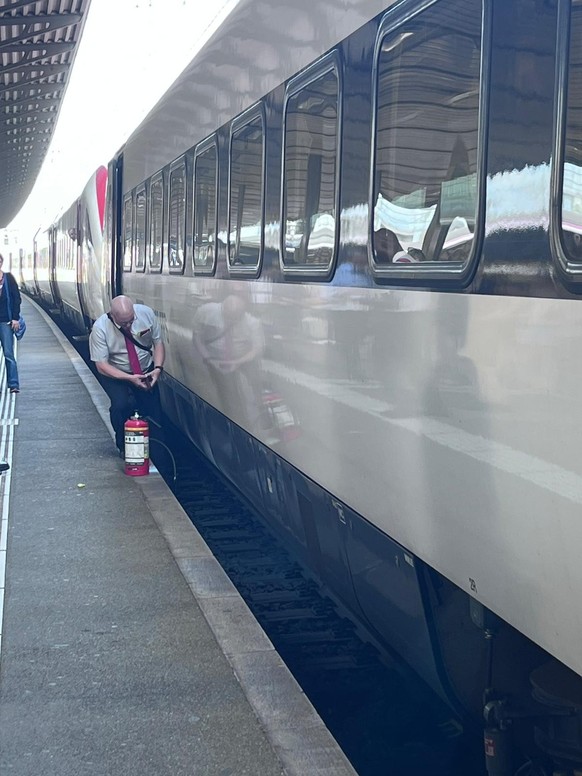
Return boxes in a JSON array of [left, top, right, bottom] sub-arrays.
[[147, 369, 161, 388], [128, 373, 152, 390], [10, 320, 19, 333]]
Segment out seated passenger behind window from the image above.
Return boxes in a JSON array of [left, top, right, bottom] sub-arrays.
[[373, 228, 403, 263], [563, 229, 582, 261], [393, 250, 419, 263], [439, 242, 472, 263], [437, 217, 474, 262]]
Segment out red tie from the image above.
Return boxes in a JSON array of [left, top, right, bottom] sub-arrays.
[[123, 333, 143, 375]]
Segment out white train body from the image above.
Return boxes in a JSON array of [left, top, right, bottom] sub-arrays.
[[24, 0, 582, 747]]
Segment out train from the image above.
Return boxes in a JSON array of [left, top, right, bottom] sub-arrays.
[[13, 0, 582, 772]]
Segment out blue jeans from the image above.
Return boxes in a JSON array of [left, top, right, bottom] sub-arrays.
[[0, 322, 19, 389]]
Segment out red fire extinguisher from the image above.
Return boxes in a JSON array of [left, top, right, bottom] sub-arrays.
[[124, 412, 149, 476]]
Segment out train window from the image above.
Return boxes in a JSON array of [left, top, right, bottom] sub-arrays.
[[168, 160, 186, 273], [122, 195, 132, 272], [134, 188, 146, 272], [372, 0, 482, 274], [228, 109, 264, 270], [193, 141, 217, 274], [282, 61, 340, 272], [558, 0, 582, 269], [149, 176, 164, 271]]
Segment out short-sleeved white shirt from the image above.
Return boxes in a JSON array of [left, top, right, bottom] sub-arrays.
[[89, 304, 162, 374]]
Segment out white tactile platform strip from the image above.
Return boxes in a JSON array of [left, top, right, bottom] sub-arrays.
[[0, 344, 18, 660]]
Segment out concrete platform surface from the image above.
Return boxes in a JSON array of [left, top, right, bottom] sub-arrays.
[[0, 298, 356, 776]]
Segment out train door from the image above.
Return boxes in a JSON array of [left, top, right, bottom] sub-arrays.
[[48, 225, 60, 311], [103, 153, 124, 306], [75, 199, 91, 330]]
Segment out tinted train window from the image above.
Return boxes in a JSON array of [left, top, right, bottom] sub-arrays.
[[149, 176, 163, 271], [134, 189, 146, 271], [193, 143, 217, 273], [372, 0, 482, 269], [123, 195, 132, 272], [282, 66, 339, 270], [168, 162, 186, 273], [561, 1, 582, 264], [228, 113, 263, 269]]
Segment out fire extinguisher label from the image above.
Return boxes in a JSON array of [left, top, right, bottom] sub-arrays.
[[125, 434, 149, 462]]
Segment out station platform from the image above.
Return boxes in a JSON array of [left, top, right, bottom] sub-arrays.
[[0, 298, 356, 776]]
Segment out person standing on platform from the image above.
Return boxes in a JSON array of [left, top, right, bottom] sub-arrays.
[[89, 295, 165, 455], [0, 254, 21, 394]]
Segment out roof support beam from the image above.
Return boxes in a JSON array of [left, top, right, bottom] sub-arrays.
[[0, 151, 47, 165], [0, 69, 69, 96], [0, 0, 46, 11], [0, 56, 72, 77], [0, 13, 82, 26], [0, 105, 58, 120], [0, 62, 69, 78], [0, 136, 48, 153], [0, 109, 58, 124], [0, 14, 82, 38], [0, 40, 75, 54], [0, 87, 63, 108]]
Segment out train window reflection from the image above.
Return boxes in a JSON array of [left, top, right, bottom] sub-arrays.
[[122, 195, 132, 272], [372, 0, 482, 268], [193, 143, 217, 273], [561, 2, 582, 263], [228, 114, 263, 268], [134, 189, 146, 271], [168, 162, 186, 273], [149, 177, 163, 271], [282, 67, 339, 270]]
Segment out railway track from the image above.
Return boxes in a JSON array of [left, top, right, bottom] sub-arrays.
[[169, 437, 484, 776]]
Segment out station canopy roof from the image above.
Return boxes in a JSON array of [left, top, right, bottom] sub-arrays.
[[0, 0, 92, 227]]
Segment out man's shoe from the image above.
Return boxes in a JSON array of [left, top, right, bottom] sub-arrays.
[[9, 388, 19, 394], [0, 462, 10, 473]]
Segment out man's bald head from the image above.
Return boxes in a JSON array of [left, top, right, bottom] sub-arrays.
[[110, 296, 135, 329]]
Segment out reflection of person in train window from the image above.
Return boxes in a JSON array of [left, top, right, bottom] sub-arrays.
[[215, 295, 264, 375], [194, 293, 264, 431], [169, 237, 177, 266]]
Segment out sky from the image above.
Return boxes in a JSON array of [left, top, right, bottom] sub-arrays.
[[8, 0, 237, 237]]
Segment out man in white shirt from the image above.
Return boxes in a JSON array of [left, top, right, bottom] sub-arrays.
[[89, 295, 165, 454]]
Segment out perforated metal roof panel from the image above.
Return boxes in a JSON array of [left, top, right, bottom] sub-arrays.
[[0, 0, 92, 227]]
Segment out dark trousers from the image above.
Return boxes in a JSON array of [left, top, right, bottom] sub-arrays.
[[99, 375, 163, 452]]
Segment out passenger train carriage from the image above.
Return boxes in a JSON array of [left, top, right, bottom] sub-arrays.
[[20, 0, 582, 770], [20, 167, 107, 329]]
